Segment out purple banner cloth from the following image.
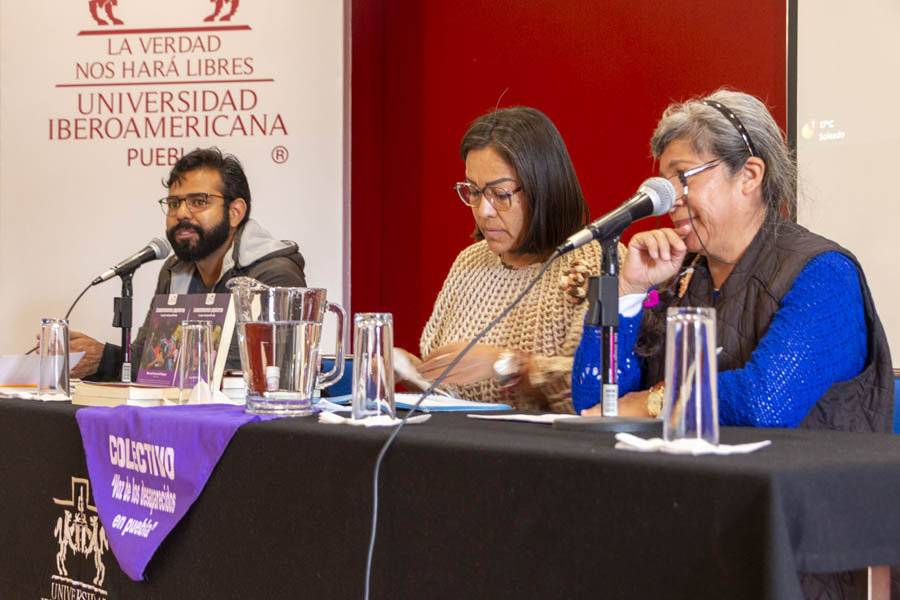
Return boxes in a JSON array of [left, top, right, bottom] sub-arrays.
[[75, 404, 269, 580]]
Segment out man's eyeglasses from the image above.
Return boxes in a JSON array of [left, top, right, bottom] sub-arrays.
[[454, 182, 522, 212], [668, 160, 720, 200], [158, 193, 226, 216]]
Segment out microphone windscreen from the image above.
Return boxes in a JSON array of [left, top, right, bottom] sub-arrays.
[[638, 177, 676, 215], [149, 236, 171, 260]]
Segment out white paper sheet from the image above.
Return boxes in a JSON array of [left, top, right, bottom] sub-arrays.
[[394, 393, 512, 412], [0, 352, 84, 387], [467, 413, 579, 424]]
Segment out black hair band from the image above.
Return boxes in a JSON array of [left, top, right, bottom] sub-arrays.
[[702, 99, 759, 158]]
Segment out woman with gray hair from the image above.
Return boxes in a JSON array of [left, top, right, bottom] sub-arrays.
[[572, 89, 893, 432]]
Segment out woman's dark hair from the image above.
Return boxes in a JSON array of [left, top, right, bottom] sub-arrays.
[[460, 106, 588, 255], [164, 147, 251, 226]]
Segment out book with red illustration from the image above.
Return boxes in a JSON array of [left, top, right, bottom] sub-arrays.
[[135, 292, 235, 391]]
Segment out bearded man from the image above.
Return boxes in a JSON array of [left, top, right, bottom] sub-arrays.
[[70, 147, 306, 380]]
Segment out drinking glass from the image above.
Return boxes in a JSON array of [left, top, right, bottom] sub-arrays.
[[662, 307, 719, 445], [177, 320, 213, 404], [39, 318, 70, 400], [352, 313, 395, 419]]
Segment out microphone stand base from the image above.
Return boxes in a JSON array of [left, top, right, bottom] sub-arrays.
[[552, 416, 662, 436]]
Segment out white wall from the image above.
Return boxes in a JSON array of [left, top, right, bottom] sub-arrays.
[[0, 0, 345, 357], [796, 0, 900, 365]]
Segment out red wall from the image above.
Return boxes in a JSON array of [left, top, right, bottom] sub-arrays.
[[352, 0, 786, 353]]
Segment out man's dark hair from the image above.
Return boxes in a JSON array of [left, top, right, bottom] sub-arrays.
[[459, 106, 588, 256], [164, 147, 251, 226]]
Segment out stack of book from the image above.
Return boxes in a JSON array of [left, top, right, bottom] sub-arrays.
[[221, 374, 246, 403], [71, 381, 176, 407]]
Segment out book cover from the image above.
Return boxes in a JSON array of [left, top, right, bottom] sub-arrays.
[[135, 293, 235, 391]]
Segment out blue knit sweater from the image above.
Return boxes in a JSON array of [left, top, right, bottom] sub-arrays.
[[571, 251, 867, 426]]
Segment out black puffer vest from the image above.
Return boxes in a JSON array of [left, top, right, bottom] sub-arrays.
[[641, 217, 893, 432]]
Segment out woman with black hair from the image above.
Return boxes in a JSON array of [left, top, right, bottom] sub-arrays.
[[401, 106, 607, 413]]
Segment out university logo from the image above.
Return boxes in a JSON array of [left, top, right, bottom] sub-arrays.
[[88, 0, 123, 26], [87, 0, 241, 26], [50, 477, 110, 598], [204, 0, 241, 23]]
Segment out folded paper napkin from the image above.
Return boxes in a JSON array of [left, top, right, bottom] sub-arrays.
[[314, 398, 352, 413], [2, 390, 70, 402], [614, 432, 771, 455], [318, 411, 431, 427]]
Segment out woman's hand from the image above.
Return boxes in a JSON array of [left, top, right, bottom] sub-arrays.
[[419, 341, 502, 385], [393, 347, 422, 370], [580, 389, 651, 417], [393, 347, 427, 391], [618, 226, 690, 296]]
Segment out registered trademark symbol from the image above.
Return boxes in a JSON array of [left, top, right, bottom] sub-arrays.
[[272, 146, 289, 164]]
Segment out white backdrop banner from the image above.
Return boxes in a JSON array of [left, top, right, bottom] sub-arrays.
[[0, 0, 345, 357]]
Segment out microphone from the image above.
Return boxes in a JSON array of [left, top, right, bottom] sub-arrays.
[[92, 237, 171, 285], [557, 177, 677, 254]]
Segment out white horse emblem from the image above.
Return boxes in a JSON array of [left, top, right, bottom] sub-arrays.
[[52, 478, 109, 588]]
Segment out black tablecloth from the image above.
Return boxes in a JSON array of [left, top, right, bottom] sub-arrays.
[[3, 398, 900, 599]]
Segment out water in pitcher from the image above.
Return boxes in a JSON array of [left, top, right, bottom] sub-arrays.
[[237, 320, 322, 416]]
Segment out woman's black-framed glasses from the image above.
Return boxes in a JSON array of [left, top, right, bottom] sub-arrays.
[[670, 160, 720, 200], [158, 193, 226, 216], [454, 182, 522, 211]]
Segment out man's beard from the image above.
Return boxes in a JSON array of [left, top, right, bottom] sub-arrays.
[[166, 212, 231, 262]]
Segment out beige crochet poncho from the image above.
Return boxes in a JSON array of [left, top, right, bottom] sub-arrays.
[[420, 240, 605, 413]]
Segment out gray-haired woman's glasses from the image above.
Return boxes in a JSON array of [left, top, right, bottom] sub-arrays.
[[669, 160, 720, 200], [454, 182, 522, 212]]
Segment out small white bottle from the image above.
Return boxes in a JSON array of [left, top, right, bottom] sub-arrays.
[[265, 366, 280, 392]]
